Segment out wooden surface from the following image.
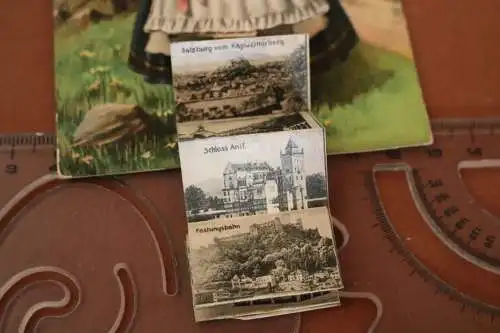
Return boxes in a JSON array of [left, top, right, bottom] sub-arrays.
[[1, 1, 500, 332]]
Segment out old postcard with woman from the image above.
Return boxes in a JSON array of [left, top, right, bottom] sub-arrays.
[[172, 35, 343, 322], [53, 0, 433, 178]]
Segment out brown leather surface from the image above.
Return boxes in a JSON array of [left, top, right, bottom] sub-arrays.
[[1, 0, 500, 332]]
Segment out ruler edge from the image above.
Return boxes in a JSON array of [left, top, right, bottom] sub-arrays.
[[0, 117, 500, 147]]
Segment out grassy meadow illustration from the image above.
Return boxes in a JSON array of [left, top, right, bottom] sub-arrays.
[[55, 15, 179, 177], [53, 0, 432, 176], [312, 0, 432, 153]]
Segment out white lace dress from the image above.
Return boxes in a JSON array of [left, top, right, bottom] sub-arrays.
[[144, 0, 330, 55]]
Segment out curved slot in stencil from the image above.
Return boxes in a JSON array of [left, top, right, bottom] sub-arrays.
[[0, 263, 137, 333], [99, 177, 180, 296], [408, 167, 500, 276], [375, 162, 500, 275], [0, 266, 81, 333], [338, 291, 383, 333], [105, 264, 137, 333], [0, 174, 179, 297], [291, 313, 301, 333], [0, 174, 61, 244], [331, 215, 350, 251], [0, 173, 337, 333], [458, 161, 500, 221], [333, 214, 382, 333], [371, 166, 500, 317]]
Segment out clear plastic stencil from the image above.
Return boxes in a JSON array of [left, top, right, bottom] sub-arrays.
[[0, 133, 379, 333], [8, 120, 500, 333]]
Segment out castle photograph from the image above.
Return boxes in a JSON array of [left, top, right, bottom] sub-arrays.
[[187, 206, 342, 307], [178, 129, 328, 223]]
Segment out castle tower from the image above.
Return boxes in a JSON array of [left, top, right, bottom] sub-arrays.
[[280, 138, 307, 210]]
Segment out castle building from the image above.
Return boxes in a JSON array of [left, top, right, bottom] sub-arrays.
[[280, 138, 307, 211], [249, 217, 283, 235], [221, 138, 308, 217], [217, 216, 301, 243]]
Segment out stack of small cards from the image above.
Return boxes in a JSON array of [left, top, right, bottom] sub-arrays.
[[171, 34, 343, 322]]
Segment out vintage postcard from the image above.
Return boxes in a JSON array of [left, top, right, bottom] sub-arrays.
[[186, 207, 342, 321], [170, 34, 317, 139], [53, 0, 433, 174], [170, 34, 311, 122], [175, 88, 342, 320], [178, 128, 329, 222], [53, 0, 179, 178]]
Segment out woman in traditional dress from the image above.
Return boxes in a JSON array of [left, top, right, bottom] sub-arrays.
[[127, 0, 359, 84]]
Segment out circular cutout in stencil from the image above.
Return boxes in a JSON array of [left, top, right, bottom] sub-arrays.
[[327, 118, 500, 332], [4, 122, 500, 333], [460, 164, 500, 223], [0, 134, 301, 333]]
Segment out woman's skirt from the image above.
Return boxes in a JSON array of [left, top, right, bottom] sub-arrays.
[[144, 0, 330, 35], [127, 0, 359, 84]]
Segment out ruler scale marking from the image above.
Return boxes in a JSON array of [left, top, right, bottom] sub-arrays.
[[1, 119, 500, 332]]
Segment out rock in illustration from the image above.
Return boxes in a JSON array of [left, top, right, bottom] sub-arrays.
[[53, 0, 139, 26], [67, 8, 108, 29], [72, 103, 166, 147]]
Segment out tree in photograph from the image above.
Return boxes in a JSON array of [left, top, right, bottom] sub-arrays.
[[306, 173, 327, 199], [288, 245, 303, 271], [271, 259, 291, 282], [287, 44, 308, 102], [191, 221, 338, 287], [207, 196, 224, 210], [184, 185, 206, 211], [319, 237, 337, 267], [270, 85, 286, 105], [252, 263, 263, 278], [223, 57, 256, 80]]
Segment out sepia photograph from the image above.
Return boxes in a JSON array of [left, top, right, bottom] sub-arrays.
[[177, 112, 321, 141], [178, 128, 328, 222], [170, 35, 310, 123], [187, 207, 342, 310]]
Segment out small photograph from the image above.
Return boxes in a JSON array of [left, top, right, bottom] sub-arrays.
[[178, 129, 328, 222], [177, 112, 320, 141], [170, 34, 310, 123], [187, 207, 342, 309]]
